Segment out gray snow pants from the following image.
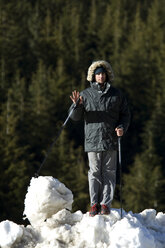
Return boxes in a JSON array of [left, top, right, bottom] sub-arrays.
[[87, 150, 117, 207]]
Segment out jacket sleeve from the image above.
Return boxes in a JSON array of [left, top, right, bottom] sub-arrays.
[[69, 103, 84, 121], [117, 94, 131, 133]]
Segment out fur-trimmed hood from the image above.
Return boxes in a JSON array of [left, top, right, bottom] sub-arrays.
[[87, 60, 114, 82]]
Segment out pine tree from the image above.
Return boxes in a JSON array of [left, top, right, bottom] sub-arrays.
[[123, 150, 165, 212], [0, 78, 32, 223], [123, 91, 165, 212]]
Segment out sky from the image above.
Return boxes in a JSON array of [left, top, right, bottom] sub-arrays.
[[0, 176, 165, 248]]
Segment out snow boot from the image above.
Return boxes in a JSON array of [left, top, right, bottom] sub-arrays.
[[100, 205, 110, 215], [89, 203, 100, 217]]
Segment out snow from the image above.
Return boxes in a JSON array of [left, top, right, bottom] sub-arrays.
[[0, 176, 165, 248], [23, 176, 73, 227], [0, 220, 23, 247]]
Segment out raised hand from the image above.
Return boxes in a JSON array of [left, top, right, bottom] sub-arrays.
[[70, 90, 83, 105]]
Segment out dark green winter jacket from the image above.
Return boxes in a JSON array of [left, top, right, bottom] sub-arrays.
[[70, 60, 130, 152]]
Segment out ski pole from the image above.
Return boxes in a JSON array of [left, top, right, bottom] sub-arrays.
[[35, 98, 80, 177], [118, 136, 123, 219]]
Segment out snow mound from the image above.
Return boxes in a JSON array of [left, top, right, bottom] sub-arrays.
[[23, 176, 73, 227], [0, 176, 165, 248], [0, 220, 23, 247]]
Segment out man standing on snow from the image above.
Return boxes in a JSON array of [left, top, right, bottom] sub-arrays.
[[70, 60, 130, 216]]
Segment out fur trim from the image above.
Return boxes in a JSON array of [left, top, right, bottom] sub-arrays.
[[87, 60, 114, 82]]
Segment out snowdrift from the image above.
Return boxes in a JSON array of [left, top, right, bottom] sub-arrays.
[[0, 176, 165, 248]]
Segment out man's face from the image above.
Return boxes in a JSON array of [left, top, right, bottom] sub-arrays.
[[95, 72, 106, 84]]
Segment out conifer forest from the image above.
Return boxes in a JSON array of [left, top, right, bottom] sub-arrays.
[[0, 0, 165, 224]]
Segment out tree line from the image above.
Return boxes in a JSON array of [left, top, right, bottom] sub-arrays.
[[0, 0, 165, 223]]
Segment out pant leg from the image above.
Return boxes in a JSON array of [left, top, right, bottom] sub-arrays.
[[87, 152, 102, 206], [100, 150, 117, 207]]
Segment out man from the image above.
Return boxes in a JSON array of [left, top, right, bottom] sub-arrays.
[[70, 60, 130, 216]]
